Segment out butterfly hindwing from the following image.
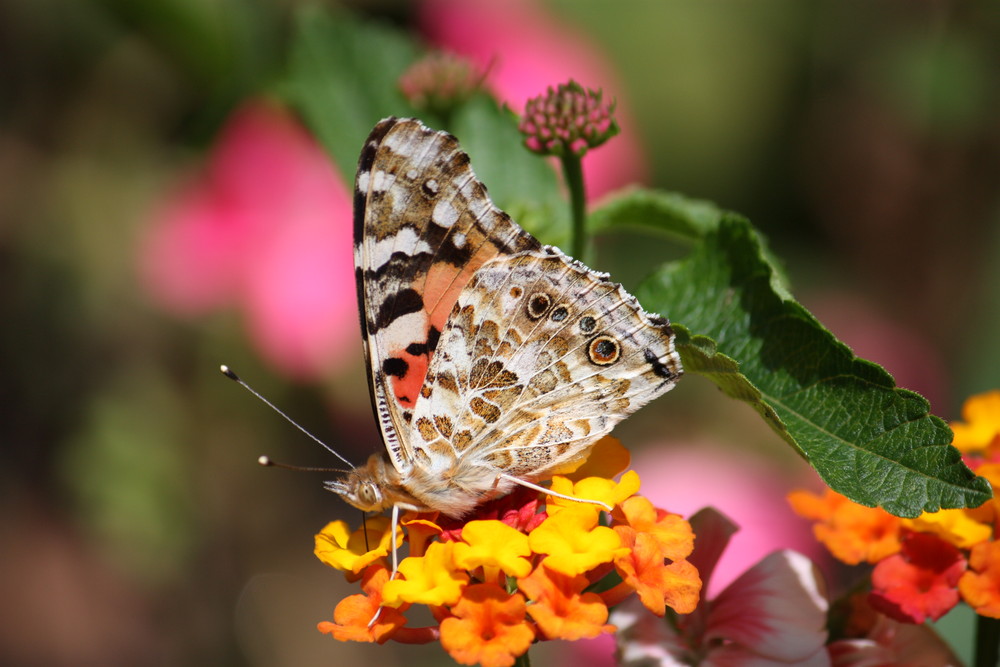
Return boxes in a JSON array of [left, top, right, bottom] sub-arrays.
[[354, 118, 541, 473], [408, 248, 681, 485]]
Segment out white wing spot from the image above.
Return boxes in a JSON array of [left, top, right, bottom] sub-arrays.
[[453, 232, 467, 248], [357, 170, 370, 193], [432, 199, 459, 228], [371, 227, 432, 269], [371, 170, 391, 192]]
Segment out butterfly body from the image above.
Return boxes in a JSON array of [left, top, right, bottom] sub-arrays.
[[326, 118, 681, 519]]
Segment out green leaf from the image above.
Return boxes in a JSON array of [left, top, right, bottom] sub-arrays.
[[281, 7, 420, 179], [449, 97, 568, 245], [589, 188, 724, 242], [637, 214, 991, 517], [281, 8, 568, 243]]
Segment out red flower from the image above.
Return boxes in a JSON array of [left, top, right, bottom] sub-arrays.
[[437, 485, 547, 541], [868, 533, 966, 623]]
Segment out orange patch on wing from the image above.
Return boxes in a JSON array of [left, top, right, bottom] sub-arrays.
[[422, 244, 500, 333], [391, 351, 429, 409]]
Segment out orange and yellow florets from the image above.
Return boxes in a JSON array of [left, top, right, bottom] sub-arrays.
[[315, 437, 701, 667]]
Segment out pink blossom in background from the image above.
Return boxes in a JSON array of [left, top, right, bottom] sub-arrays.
[[419, 0, 648, 201], [139, 101, 356, 379], [613, 509, 830, 666], [633, 442, 824, 598]]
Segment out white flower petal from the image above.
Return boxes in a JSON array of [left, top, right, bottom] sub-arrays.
[[706, 550, 829, 663]]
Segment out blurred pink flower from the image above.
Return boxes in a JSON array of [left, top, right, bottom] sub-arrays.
[[613, 509, 830, 666], [139, 101, 356, 379], [419, 0, 647, 200]]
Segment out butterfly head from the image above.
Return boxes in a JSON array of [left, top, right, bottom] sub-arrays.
[[323, 452, 417, 513]]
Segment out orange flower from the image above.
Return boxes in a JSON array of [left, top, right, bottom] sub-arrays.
[[615, 495, 695, 562], [316, 441, 701, 662], [518, 564, 614, 640], [788, 488, 902, 565], [966, 462, 1000, 528], [959, 540, 1000, 618], [317, 564, 407, 643], [612, 526, 701, 616], [439, 584, 535, 667], [400, 515, 443, 558]]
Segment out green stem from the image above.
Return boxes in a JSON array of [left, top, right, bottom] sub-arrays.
[[560, 153, 587, 261], [514, 649, 532, 667], [975, 614, 1000, 667]]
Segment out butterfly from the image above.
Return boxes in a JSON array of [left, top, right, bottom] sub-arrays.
[[325, 118, 682, 522]]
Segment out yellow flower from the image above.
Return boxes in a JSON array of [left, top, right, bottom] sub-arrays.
[[316, 440, 702, 663], [548, 470, 642, 513], [904, 509, 992, 550], [381, 541, 469, 607], [529, 505, 629, 576], [950, 389, 1000, 454], [552, 435, 631, 481], [452, 520, 533, 582], [314, 517, 400, 575]]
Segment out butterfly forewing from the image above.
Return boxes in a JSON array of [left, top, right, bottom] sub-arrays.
[[354, 118, 540, 473]]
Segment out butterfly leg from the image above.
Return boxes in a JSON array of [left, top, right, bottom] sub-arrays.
[[367, 504, 402, 629], [496, 473, 613, 512]]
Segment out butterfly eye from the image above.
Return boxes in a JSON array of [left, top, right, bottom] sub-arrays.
[[359, 482, 380, 507], [587, 335, 621, 366], [526, 292, 551, 319]]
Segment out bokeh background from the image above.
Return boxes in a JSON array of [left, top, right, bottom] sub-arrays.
[[2, 0, 998, 665]]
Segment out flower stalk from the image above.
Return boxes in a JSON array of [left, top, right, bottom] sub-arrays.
[[518, 80, 619, 262], [976, 615, 1000, 667]]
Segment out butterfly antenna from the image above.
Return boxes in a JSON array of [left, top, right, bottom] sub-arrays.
[[220, 365, 355, 468], [257, 456, 347, 474]]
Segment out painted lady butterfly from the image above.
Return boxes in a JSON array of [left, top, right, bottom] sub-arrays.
[[325, 118, 682, 520]]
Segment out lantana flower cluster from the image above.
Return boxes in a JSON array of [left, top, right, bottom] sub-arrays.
[[314, 438, 701, 667], [398, 51, 487, 119], [789, 389, 1000, 624], [518, 80, 619, 158]]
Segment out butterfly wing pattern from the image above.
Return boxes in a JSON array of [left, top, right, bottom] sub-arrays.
[[326, 118, 682, 518]]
